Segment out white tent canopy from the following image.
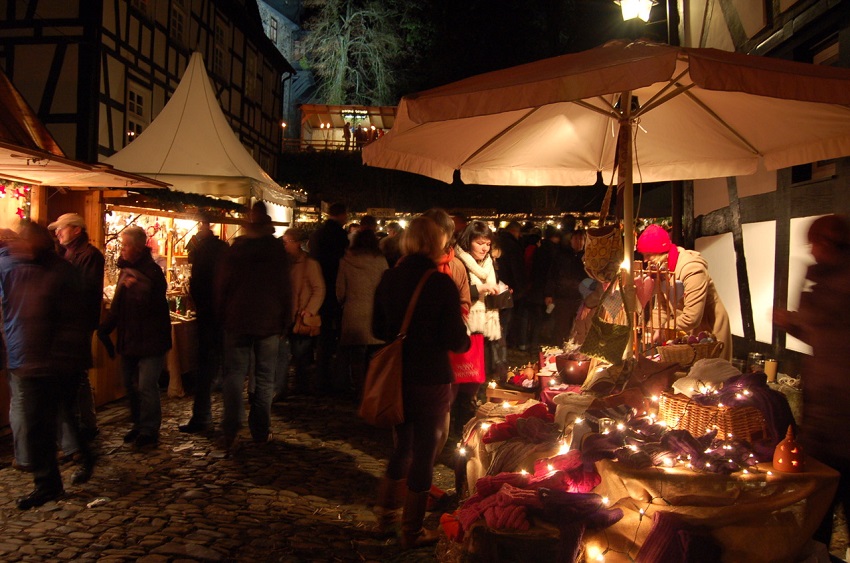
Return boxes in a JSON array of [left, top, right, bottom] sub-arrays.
[[104, 52, 292, 205]]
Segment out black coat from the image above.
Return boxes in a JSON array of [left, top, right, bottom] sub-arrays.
[[61, 231, 105, 332], [309, 219, 349, 314], [218, 232, 291, 337], [188, 231, 229, 323], [496, 230, 526, 299], [373, 254, 470, 386], [101, 248, 172, 357]]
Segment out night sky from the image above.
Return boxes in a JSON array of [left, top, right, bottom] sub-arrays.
[[401, 0, 671, 96]]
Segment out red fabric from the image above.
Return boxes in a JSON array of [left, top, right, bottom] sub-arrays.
[[533, 450, 602, 493], [483, 402, 554, 444], [440, 512, 462, 541], [474, 472, 530, 497], [436, 246, 455, 275], [450, 333, 485, 383]]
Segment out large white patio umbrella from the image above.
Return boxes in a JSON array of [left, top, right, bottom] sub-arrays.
[[363, 39, 850, 256]]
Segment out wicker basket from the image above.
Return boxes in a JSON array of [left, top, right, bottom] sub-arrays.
[[658, 391, 767, 443], [659, 341, 724, 367]]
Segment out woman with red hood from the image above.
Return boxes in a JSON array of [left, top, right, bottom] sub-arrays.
[[637, 225, 732, 360]]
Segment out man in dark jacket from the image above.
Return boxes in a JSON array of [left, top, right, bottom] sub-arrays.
[[309, 202, 349, 394], [495, 221, 526, 349], [217, 202, 292, 450], [179, 214, 229, 434], [99, 226, 172, 448], [48, 213, 104, 445], [0, 222, 95, 509], [545, 229, 586, 345]]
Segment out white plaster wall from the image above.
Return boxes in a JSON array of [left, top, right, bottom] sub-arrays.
[[742, 221, 776, 343], [694, 233, 742, 338]]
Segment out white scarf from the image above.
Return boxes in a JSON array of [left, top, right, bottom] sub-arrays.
[[454, 245, 501, 341]]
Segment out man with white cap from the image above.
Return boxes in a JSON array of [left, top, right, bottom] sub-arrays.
[[48, 213, 104, 452]]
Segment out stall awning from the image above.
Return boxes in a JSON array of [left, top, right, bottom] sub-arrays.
[[0, 67, 168, 189], [0, 141, 170, 188]]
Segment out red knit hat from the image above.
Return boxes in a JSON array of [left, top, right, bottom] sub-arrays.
[[637, 225, 679, 270]]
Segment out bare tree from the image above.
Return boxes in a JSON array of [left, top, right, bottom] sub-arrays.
[[302, 0, 403, 105]]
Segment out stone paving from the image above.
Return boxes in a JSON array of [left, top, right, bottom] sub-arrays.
[[0, 390, 456, 562]]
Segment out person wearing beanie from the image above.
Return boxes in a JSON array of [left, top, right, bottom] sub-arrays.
[[636, 225, 732, 359]]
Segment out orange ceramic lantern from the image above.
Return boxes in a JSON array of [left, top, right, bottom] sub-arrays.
[[773, 425, 805, 473]]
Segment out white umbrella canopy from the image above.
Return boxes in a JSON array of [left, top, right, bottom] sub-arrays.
[[363, 39, 850, 252]]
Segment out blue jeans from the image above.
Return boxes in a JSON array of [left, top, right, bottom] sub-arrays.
[[10, 372, 89, 463], [121, 355, 165, 437], [8, 372, 30, 465], [222, 332, 279, 440]]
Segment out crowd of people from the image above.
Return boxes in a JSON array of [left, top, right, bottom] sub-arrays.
[[0, 205, 603, 511], [18, 201, 841, 544]]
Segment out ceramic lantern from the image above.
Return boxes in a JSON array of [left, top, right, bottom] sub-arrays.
[[773, 425, 805, 473]]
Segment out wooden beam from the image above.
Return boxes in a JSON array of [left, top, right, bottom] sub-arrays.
[[727, 177, 756, 342]]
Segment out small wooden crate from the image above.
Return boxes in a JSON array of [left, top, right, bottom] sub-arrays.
[[486, 387, 535, 403], [658, 391, 767, 443]]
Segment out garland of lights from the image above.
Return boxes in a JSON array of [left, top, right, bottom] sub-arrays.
[[0, 181, 32, 220]]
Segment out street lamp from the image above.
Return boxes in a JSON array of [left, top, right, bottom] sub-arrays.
[[615, 0, 656, 22], [280, 121, 286, 152]]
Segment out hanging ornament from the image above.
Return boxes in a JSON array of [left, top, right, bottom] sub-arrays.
[[773, 425, 805, 473]]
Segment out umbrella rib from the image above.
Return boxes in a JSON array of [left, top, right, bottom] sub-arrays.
[[458, 107, 539, 168], [635, 68, 691, 116], [573, 98, 617, 119], [682, 90, 762, 156]]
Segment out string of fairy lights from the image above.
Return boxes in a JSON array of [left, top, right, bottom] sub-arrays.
[[0, 181, 32, 220], [454, 377, 783, 561]]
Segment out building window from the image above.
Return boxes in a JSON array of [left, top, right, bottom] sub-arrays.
[[245, 51, 257, 98], [126, 84, 149, 145], [126, 121, 144, 143], [130, 0, 150, 17], [170, 0, 187, 43], [268, 17, 278, 43], [213, 20, 227, 77], [811, 39, 839, 180]]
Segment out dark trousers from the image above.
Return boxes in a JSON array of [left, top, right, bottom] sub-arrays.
[[189, 318, 223, 425], [18, 372, 93, 493], [814, 464, 850, 546], [275, 333, 317, 395], [316, 308, 341, 394], [551, 297, 582, 345], [527, 302, 554, 349], [386, 383, 452, 493]]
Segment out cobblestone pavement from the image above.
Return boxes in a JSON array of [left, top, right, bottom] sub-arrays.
[[0, 390, 457, 562]]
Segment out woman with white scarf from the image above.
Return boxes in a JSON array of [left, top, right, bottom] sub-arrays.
[[455, 221, 505, 379]]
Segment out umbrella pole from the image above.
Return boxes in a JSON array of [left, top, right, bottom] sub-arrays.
[[618, 91, 636, 266], [618, 92, 637, 359]]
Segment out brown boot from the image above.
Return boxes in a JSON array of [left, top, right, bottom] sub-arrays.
[[400, 489, 441, 550], [374, 477, 406, 535]]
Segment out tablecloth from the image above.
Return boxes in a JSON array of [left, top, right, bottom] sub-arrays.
[[585, 457, 839, 562]]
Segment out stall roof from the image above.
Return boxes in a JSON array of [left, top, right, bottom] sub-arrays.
[[299, 104, 397, 131], [104, 52, 297, 203], [0, 70, 168, 189]]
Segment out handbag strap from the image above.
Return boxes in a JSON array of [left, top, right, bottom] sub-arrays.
[[399, 269, 437, 337]]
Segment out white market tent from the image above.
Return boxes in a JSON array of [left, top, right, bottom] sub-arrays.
[[104, 52, 293, 207]]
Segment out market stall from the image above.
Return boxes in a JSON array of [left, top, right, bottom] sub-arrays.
[[98, 192, 249, 401], [0, 66, 168, 424]]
